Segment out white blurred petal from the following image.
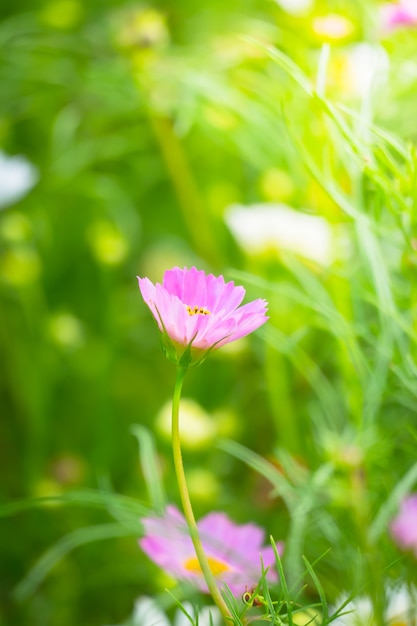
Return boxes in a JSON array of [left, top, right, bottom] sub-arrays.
[[225, 203, 334, 266], [386, 585, 417, 623], [346, 43, 389, 98], [174, 603, 221, 626], [132, 597, 170, 626], [197, 606, 222, 626], [332, 586, 417, 625], [0, 151, 38, 208], [273, 0, 313, 15], [331, 595, 373, 625]]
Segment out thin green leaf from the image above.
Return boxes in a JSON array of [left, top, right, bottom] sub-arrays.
[[14, 522, 141, 601], [302, 555, 328, 623], [261, 326, 345, 429], [218, 439, 295, 508], [369, 460, 417, 542], [272, 538, 294, 626], [131, 425, 167, 514], [0, 489, 148, 519]]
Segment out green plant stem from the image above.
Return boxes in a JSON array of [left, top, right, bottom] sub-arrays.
[[350, 465, 384, 626], [171, 366, 232, 624], [149, 113, 222, 269]]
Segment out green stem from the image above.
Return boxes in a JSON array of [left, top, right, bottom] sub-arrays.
[[149, 113, 223, 269], [171, 366, 233, 624]]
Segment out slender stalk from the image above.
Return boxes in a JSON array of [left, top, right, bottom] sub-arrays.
[[149, 113, 223, 269], [171, 366, 233, 624]]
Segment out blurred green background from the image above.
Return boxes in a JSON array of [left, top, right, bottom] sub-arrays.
[[1, 0, 417, 624]]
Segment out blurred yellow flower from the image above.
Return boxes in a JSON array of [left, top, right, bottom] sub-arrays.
[[0, 212, 32, 243], [203, 105, 238, 130], [0, 248, 41, 285], [88, 221, 129, 266], [156, 398, 217, 450], [48, 312, 85, 349], [187, 468, 220, 502], [115, 8, 169, 51], [259, 168, 295, 203], [40, 0, 83, 29]]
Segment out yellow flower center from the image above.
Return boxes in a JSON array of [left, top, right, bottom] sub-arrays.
[[186, 305, 211, 316], [183, 556, 231, 577]]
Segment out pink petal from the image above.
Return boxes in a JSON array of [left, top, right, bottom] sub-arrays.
[[198, 512, 278, 584], [163, 267, 208, 308], [137, 277, 161, 329], [162, 267, 186, 299], [190, 314, 236, 350], [391, 494, 417, 551], [181, 267, 209, 308], [154, 284, 192, 345], [381, 2, 417, 29], [139, 506, 280, 597], [162, 267, 246, 314], [216, 300, 269, 346], [140, 507, 195, 575], [204, 275, 245, 314]]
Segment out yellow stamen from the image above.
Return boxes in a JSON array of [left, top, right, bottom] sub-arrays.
[[184, 556, 231, 576], [186, 305, 211, 316]]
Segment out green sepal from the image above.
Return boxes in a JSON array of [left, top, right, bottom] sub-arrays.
[[178, 342, 193, 367], [160, 331, 179, 364]]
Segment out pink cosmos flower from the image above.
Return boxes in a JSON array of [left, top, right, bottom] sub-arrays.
[[137, 267, 268, 365], [139, 505, 281, 596], [390, 494, 417, 557], [381, 0, 417, 31]]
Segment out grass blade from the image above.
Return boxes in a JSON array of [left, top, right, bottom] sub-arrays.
[[131, 425, 167, 514]]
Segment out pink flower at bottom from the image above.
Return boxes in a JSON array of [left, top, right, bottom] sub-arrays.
[[137, 267, 268, 365], [139, 505, 281, 596], [390, 493, 417, 557]]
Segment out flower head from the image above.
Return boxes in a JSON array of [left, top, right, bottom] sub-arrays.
[[139, 505, 280, 596], [390, 493, 417, 557], [137, 267, 268, 365]]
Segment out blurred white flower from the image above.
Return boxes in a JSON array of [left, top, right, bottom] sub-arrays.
[[345, 43, 389, 98], [331, 595, 373, 625], [225, 203, 334, 265], [0, 151, 38, 209], [386, 585, 417, 623], [132, 596, 169, 626], [332, 585, 417, 625], [274, 0, 313, 16], [105, 596, 221, 626], [174, 602, 221, 626]]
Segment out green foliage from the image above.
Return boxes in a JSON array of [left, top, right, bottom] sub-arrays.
[[2, 0, 417, 624]]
